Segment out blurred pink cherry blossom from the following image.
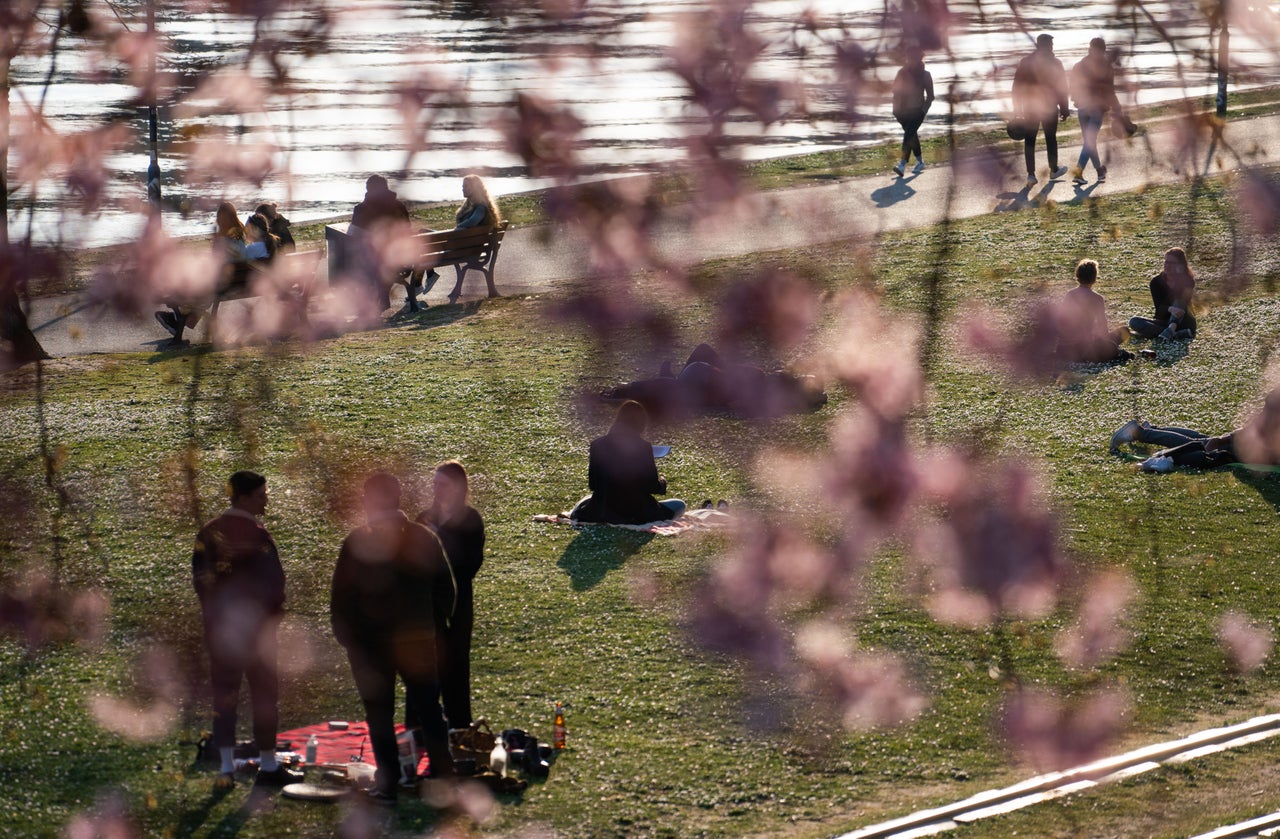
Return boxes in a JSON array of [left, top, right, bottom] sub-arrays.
[[1217, 610, 1273, 674]]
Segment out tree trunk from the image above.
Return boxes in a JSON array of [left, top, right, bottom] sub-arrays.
[[1, 48, 52, 369]]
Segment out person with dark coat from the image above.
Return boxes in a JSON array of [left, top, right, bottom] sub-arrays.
[[570, 401, 686, 525], [331, 473, 456, 803], [1055, 259, 1132, 364], [255, 202, 296, 253], [415, 461, 485, 730], [891, 46, 935, 177], [192, 470, 301, 789], [1129, 247, 1197, 340], [348, 175, 412, 312], [1069, 37, 1122, 185], [1012, 33, 1070, 185]]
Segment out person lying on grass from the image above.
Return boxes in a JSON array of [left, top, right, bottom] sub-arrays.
[[1111, 390, 1280, 472], [570, 400, 687, 525], [601, 343, 827, 421]]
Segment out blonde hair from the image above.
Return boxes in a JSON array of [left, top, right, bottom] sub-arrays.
[[457, 174, 502, 227]]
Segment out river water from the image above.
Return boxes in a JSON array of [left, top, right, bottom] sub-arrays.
[[10, 0, 1280, 247]]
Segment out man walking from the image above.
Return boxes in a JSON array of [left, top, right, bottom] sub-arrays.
[[192, 470, 301, 789], [1013, 33, 1070, 185], [331, 473, 456, 804]]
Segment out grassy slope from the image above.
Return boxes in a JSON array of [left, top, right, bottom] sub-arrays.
[[4, 173, 1280, 838]]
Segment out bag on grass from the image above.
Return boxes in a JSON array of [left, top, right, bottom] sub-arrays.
[[449, 718, 497, 762]]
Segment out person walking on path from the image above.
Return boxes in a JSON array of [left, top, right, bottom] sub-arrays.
[[1070, 37, 1123, 185], [1013, 33, 1070, 185], [416, 461, 485, 730], [1129, 247, 1197, 341], [891, 46, 935, 177], [191, 470, 302, 789], [331, 473, 456, 804]]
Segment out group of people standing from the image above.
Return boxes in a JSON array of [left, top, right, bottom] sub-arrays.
[[192, 462, 484, 803], [890, 32, 1129, 186]]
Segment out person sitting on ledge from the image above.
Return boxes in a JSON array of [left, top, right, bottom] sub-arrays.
[[570, 400, 686, 525], [601, 343, 827, 421]]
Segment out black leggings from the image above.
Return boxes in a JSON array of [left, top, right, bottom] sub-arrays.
[[896, 112, 926, 162], [1136, 425, 1236, 468]]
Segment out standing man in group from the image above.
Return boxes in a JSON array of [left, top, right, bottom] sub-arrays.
[[331, 473, 456, 804], [1013, 33, 1070, 186], [891, 45, 935, 178], [192, 470, 301, 789], [1070, 37, 1123, 185]]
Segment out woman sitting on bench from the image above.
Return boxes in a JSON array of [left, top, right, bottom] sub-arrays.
[[154, 201, 261, 344]]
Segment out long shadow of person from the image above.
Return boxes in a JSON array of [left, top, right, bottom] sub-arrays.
[[556, 526, 655, 591], [171, 776, 237, 837], [995, 180, 1058, 212], [870, 176, 918, 208]]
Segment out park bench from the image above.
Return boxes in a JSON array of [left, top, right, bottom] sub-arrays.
[[157, 248, 324, 346], [325, 221, 510, 312]]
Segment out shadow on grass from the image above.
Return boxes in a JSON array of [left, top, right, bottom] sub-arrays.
[[556, 527, 655, 591], [172, 776, 237, 837], [1232, 466, 1280, 511]]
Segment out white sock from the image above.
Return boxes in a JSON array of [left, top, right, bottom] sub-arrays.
[[259, 750, 278, 772], [219, 747, 234, 774]]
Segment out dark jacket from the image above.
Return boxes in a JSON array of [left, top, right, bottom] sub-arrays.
[[1013, 47, 1069, 120], [892, 63, 934, 118], [351, 187, 409, 232], [1070, 52, 1120, 113], [192, 508, 285, 624], [418, 505, 484, 635], [575, 428, 673, 525], [1150, 270, 1196, 332], [331, 510, 456, 652]]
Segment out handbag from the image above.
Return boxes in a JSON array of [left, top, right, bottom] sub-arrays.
[[1006, 115, 1033, 141]]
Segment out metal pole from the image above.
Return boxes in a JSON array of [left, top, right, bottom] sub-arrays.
[[1216, 10, 1230, 116], [146, 0, 162, 212]]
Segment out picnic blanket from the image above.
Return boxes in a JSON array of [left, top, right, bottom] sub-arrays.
[[533, 506, 732, 535], [277, 720, 429, 775]]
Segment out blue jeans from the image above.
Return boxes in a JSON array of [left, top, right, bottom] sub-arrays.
[[1076, 109, 1105, 174]]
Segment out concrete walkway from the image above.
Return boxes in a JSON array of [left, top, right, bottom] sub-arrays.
[[26, 110, 1280, 357]]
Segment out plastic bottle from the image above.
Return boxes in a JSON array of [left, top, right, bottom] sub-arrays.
[[489, 738, 508, 778], [306, 734, 319, 767], [553, 701, 567, 750]]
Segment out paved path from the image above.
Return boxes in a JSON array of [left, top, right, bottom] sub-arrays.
[[27, 110, 1280, 357]]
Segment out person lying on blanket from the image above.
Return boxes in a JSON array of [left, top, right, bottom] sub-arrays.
[[570, 400, 687, 524], [1111, 390, 1280, 473], [601, 343, 827, 421]]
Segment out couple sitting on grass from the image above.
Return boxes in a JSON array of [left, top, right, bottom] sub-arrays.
[[1054, 247, 1197, 366], [1110, 389, 1280, 473]]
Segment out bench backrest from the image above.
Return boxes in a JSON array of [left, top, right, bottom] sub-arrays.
[[412, 221, 509, 269]]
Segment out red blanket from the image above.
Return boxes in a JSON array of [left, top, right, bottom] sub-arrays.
[[277, 720, 430, 776]]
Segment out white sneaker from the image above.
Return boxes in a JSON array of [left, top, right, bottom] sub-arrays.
[[1024, 174, 1038, 186], [892, 161, 906, 177], [1140, 455, 1176, 473], [912, 160, 926, 173], [1050, 165, 1068, 179], [1072, 175, 1088, 186]]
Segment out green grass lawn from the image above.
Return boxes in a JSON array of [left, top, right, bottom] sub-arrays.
[[4, 172, 1280, 838]]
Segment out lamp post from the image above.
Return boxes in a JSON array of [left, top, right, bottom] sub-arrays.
[[146, 0, 161, 212]]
